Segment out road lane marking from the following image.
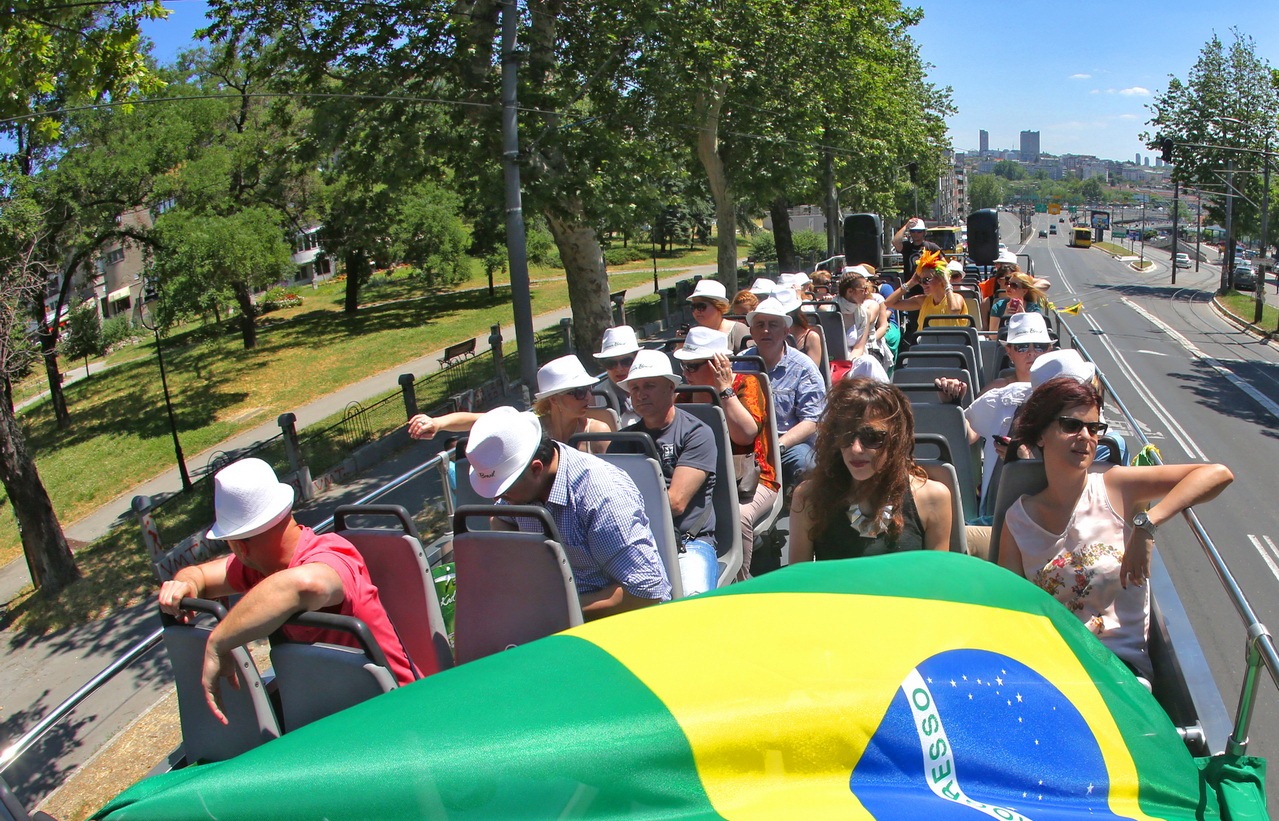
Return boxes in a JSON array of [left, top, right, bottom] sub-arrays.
[[1135, 350, 1169, 356], [1247, 534, 1279, 584], [1124, 299, 1279, 424]]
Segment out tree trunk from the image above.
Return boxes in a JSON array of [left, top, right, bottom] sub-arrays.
[[694, 84, 739, 295], [31, 305, 69, 429], [771, 197, 797, 273], [0, 396, 79, 594], [343, 249, 369, 315], [546, 210, 611, 362], [231, 281, 257, 349]]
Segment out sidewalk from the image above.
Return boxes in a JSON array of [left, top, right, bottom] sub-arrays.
[[0, 263, 719, 607]]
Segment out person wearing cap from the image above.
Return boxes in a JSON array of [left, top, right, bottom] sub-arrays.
[[608, 350, 719, 595], [157, 458, 419, 721], [769, 285, 824, 369], [593, 326, 641, 427], [468, 406, 671, 616], [675, 328, 778, 580], [686, 279, 749, 352], [743, 296, 826, 487], [748, 277, 776, 299], [408, 354, 613, 452], [978, 251, 1019, 327], [890, 217, 940, 280]]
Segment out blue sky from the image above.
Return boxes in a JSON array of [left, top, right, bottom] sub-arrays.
[[140, 0, 1279, 164]]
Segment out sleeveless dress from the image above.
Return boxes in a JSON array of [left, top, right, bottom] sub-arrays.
[[1004, 465, 1151, 678], [812, 485, 925, 560], [917, 293, 967, 328]]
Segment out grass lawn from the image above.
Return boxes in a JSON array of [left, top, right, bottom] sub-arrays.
[[1219, 291, 1278, 329], [2, 247, 715, 589]]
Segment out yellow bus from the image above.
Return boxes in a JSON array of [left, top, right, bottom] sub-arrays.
[[924, 225, 964, 255], [1068, 226, 1092, 248]]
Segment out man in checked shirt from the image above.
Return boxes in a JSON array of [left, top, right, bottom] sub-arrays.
[[466, 406, 672, 618]]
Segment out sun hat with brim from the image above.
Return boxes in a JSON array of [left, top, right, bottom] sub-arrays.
[[906, 218, 927, 232], [1003, 312, 1052, 345], [687, 279, 729, 305], [206, 457, 296, 541], [535, 355, 599, 401], [466, 407, 543, 499], [947, 260, 965, 274], [770, 286, 802, 314], [749, 277, 776, 296], [995, 250, 1018, 265], [673, 326, 730, 361], [746, 297, 794, 328], [593, 325, 640, 360], [778, 272, 811, 289], [619, 349, 682, 388], [1030, 349, 1097, 389], [842, 264, 873, 278]]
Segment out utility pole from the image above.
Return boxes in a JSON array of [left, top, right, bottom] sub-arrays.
[[1224, 159, 1235, 294], [1257, 138, 1270, 324], [1171, 179, 1180, 285], [1140, 196, 1146, 268], [500, 0, 539, 392]]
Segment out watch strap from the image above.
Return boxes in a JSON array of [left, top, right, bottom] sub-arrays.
[[718, 387, 736, 400]]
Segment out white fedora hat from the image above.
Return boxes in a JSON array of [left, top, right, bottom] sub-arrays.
[[673, 326, 730, 360], [749, 277, 776, 296], [594, 326, 640, 360], [619, 349, 682, 388], [1003, 312, 1052, 345], [535, 355, 599, 401], [905, 218, 927, 232], [769, 286, 802, 314], [746, 296, 794, 328], [947, 260, 965, 274], [995, 249, 1018, 265], [1031, 349, 1097, 388], [688, 280, 729, 303], [206, 458, 295, 541], [466, 406, 543, 498]]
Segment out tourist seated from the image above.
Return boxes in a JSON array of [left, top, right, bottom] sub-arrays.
[[835, 269, 893, 373], [771, 286, 825, 369], [158, 458, 419, 721], [675, 326, 779, 581], [687, 280, 750, 352], [593, 325, 641, 427], [883, 249, 968, 329], [988, 272, 1049, 333], [999, 376, 1233, 682], [730, 288, 759, 318], [469, 406, 671, 618], [789, 379, 953, 562]]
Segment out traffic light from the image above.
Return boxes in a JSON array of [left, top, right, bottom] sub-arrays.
[[1160, 138, 1175, 164], [907, 162, 919, 184]]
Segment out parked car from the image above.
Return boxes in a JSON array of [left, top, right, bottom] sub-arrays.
[[1038, 229, 1048, 238], [1233, 261, 1256, 291], [1174, 253, 1191, 269]]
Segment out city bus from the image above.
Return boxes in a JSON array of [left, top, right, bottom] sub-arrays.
[[1068, 225, 1093, 248], [923, 225, 964, 255]]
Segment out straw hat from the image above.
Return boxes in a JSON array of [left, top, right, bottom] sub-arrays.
[[688, 280, 729, 305], [465, 406, 543, 498], [746, 297, 794, 328], [206, 458, 295, 541]]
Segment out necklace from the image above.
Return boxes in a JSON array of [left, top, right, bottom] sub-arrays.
[[846, 503, 894, 538]]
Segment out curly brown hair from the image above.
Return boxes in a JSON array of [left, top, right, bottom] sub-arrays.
[[806, 378, 924, 543]]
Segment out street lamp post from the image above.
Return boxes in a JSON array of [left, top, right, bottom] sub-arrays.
[[1140, 197, 1146, 268], [136, 295, 192, 492], [1256, 137, 1270, 324]]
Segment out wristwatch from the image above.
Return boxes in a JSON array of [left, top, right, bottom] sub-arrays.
[[718, 387, 736, 400], [1131, 511, 1157, 537]]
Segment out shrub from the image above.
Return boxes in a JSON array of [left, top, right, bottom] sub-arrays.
[[603, 246, 649, 266], [526, 228, 558, 266], [260, 287, 303, 313], [792, 230, 828, 259], [101, 315, 139, 349], [748, 232, 776, 262]]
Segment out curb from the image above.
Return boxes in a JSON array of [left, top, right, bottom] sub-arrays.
[[1210, 296, 1277, 347]]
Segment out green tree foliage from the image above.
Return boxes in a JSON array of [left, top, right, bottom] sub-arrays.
[[61, 300, 105, 371], [391, 181, 471, 288], [992, 160, 1026, 181], [1080, 176, 1105, 202], [968, 174, 1006, 211]]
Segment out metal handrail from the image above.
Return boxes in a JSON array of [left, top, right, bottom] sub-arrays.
[[308, 452, 447, 535], [1057, 309, 1279, 754]]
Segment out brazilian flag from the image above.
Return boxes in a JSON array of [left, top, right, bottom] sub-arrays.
[[95, 553, 1265, 820]]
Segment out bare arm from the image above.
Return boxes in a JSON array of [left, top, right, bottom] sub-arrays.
[[158, 557, 235, 619], [780, 419, 818, 450], [408, 411, 482, 440], [579, 584, 661, 619], [883, 273, 926, 312], [913, 475, 953, 552], [873, 301, 890, 341], [801, 328, 824, 368], [788, 480, 816, 563], [997, 519, 1025, 575], [711, 355, 761, 447], [667, 465, 708, 517], [891, 223, 909, 252]]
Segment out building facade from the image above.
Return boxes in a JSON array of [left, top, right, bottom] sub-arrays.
[[1019, 130, 1040, 163]]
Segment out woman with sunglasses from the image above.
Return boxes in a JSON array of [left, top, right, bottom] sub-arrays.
[[987, 272, 1048, 333], [686, 280, 749, 352], [836, 269, 893, 370], [789, 379, 953, 563], [999, 376, 1233, 681], [883, 249, 968, 331], [593, 326, 641, 427]]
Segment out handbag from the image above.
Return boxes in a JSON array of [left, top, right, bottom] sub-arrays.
[[733, 452, 762, 503]]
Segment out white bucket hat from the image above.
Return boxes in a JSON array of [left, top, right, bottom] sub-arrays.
[[1031, 349, 1097, 388], [535, 355, 599, 401], [466, 406, 543, 498], [905, 218, 927, 232], [769, 286, 802, 314], [206, 458, 295, 541], [1003, 312, 1052, 345], [619, 349, 682, 388], [749, 277, 776, 296], [746, 296, 794, 328], [673, 326, 730, 360], [594, 326, 640, 360], [687, 280, 729, 304], [947, 260, 965, 274], [778, 272, 810, 289], [995, 250, 1018, 265]]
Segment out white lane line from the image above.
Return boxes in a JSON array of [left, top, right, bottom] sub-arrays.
[[1125, 298, 1279, 424], [1135, 350, 1169, 357], [1247, 534, 1279, 584], [1078, 306, 1206, 460]]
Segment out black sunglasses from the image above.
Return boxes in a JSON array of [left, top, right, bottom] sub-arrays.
[[601, 355, 635, 369], [561, 387, 590, 400], [690, 301, 717, 312], [680, 360, 708, 373], [837, 426, 888, 450], [1008, 342, 1051, 354], [1056, 417, 1108, 436]]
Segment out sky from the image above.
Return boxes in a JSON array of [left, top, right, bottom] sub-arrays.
[[139, 0, 1279, 165]]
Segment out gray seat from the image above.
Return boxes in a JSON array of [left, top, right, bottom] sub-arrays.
[[988, 459, 1048, 566], [917, 461, 968, 555], [897, 349, 972, 377], [741, 370, 784, 536], [451, 504, 583, 664], [161, 598, 280, 762], [796, 312, 832, 389], [333, 504, 455, 675], [905, 344, 982, 392], [811, 309, 849, 360], [0, 776, 54, 821], [916, 327, 982, 369], [895, 382, 971, 409], [270, 610, 397, 731], [921, 313, 976, 328], [912, 419, 980, 524], [449, 448, 490, 530], [674, 386, 743, 586]]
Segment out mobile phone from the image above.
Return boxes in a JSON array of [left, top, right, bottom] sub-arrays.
[[994, 435, 1011, 446], [1009, 298, 1024, 312]]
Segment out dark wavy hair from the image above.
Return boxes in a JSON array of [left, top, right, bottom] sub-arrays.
[[806, 378, 923, 543], [1013, 376, 1103, 447]]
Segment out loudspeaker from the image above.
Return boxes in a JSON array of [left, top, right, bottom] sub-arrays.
[[843, 213, 882, 270], [967, 208, 1000, 265]]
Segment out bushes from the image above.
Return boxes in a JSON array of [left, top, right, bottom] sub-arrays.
[[260, 287, 303, 313], [749, 232, 776, 262], [747, 230, 827, 263], [101, 314, 139, 350], [603, 246, 649, 266]]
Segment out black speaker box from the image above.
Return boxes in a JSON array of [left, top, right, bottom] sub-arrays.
[[967, 209, 1000, 265], [843, 213, 882, 270]]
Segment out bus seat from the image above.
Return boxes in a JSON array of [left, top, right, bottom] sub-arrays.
[[741, 370, 785, 538], [451, 505, 583, 665], [912, 416, 980, 524], [333, 504, 454, 675], [922, 314, 976, 328], [918, 461, 968, 555], [448, 449, 490, 531], [988, 459, 1048, 566], [892, 366, 975, 403], [161, 598, 280, 763], [894, 380, 971, 409], [903, 344, 981, 392], [812, 309, 849, 361], [674, 387, 743, 587], [269, 610, 397, 732]]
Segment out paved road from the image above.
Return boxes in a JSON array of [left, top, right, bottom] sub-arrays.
[[1019, 216, 1279, 807]]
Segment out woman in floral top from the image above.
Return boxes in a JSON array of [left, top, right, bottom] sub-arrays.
[[998, 376, 1233, 681]]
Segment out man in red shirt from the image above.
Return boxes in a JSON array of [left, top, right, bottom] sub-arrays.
[[158, 458, 417, 723]]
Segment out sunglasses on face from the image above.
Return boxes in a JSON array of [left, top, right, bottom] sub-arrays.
[[601, 355, 635, 369], [1056, 417, 1108, 436], [1008, 342, 1051, 354], [690, 301, 717, 312], [561, 387, 590, 400], [680, 360, 708, 373], [837, 426, 888, 450]]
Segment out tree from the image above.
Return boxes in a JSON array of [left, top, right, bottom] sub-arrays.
[[968, 174, 1005, 211], [391, 181, 471, 288], [1080, 177, 1105, 202], [61, 300, 104, 377], [992, 160, 1026, 181]]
